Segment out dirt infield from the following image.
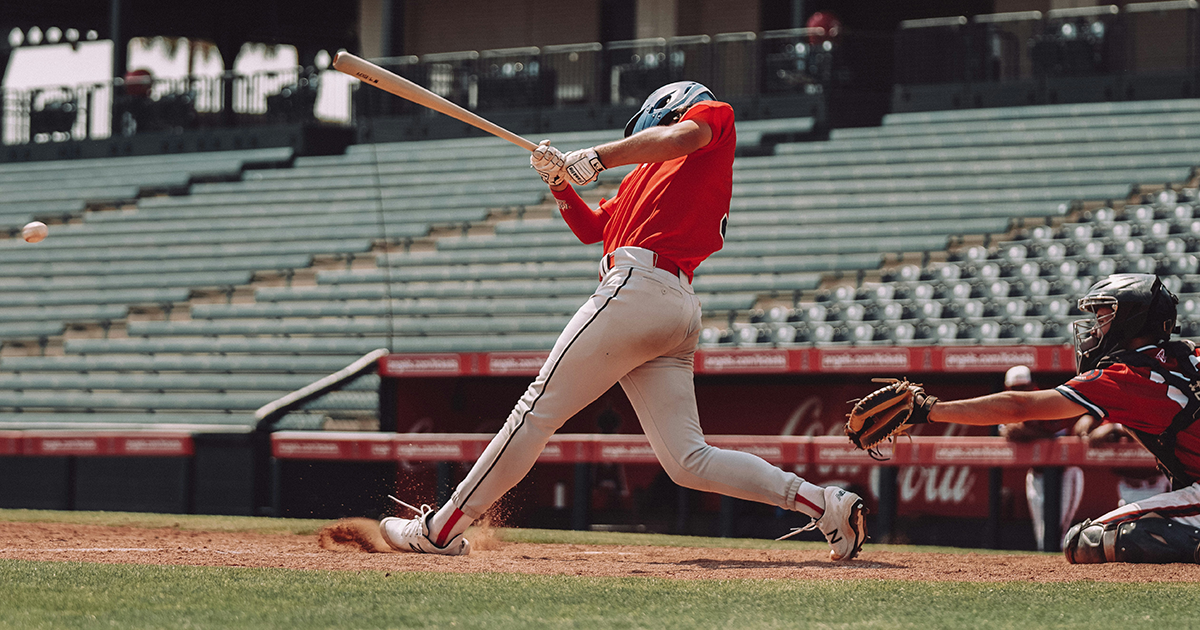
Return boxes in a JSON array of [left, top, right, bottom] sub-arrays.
[[2, 519, 1199, 582]]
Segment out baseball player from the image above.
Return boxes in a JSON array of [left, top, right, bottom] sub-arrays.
[[379, 81, 868, 561], [997, 365, 1085, 551], [852, 274, 1200, 563]]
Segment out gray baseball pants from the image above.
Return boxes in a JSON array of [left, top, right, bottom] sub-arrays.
[[448, 246, 806, 519]]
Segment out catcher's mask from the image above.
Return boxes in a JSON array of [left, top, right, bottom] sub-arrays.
[[1072, 273, 1179, 373], [624, 81, 715, 138]]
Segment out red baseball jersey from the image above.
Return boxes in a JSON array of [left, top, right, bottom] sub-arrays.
[[1056, 344, 1200, 480], [597, 101, 736, 280]]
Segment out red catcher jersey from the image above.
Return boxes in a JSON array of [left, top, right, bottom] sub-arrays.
[[1056, 344, 1200, 480], [597, 101, 735, 280]]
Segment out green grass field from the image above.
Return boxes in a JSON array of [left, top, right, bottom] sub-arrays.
[[0, 510, 1192, 629]]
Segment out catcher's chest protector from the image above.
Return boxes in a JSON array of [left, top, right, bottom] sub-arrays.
[[1102, 341, 1200, 490]]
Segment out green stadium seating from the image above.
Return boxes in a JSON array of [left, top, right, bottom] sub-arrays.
[[128, 315, 573, 336], [0, 354, 365, 373], [0, 101, 1194, 430], [67, 334, 562, 354], [0, 304, 127, 322], [256, 279, 600, 301], [317, 261, 598, 284], [882, 97, 1200, 125], [0, 255, 313, 277], [0, 372, 375, 392], [192, 297, 587, 318]]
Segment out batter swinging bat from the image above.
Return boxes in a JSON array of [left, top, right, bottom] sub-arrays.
[[332, 51, 538, 152]]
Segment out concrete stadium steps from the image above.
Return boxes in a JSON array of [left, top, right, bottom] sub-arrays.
[[0, 321, 66, 338], [0, 287, 191, 308], [317, 261, 601, 283], [212, 166, 538, 190], [0, 255, 314, 277], [0, 304, 127, 323], [725, 204, 1054, 226], [5, 223, 425, 248], [0, 271, 253, 292], [66, 335, 563, 354], [0, 147, 294, 232], [0, 354, 368, 373], [740, 140, 1200, 169], [0, 240, 373, 264], [735, 153, 1197, 182], [0, 411, 260, 431], [370, 242, 883, 268], [789, 123, 1200, 153], [0, 147, 293, 178], [434, 218, 1010, 247], [0, 372, 377, 392], [126, 315, 574, 336], [132, 187, 544, 208], [254, 279, 602, 301], [82, 201, 490, 224], [189, 294, 759, 319], [135, 190, 542, 212], [74, 211, 465, 235], [836, 110, 1200, 139], [733, 167, 1188, 195], [0, 389, 365, 413], [729, 185, 1133, 211], [190, 175, 546, 197], [880, 98, 1200, 125]]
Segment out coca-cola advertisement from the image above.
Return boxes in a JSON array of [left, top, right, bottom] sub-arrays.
[[383, 367, 1152, 544]]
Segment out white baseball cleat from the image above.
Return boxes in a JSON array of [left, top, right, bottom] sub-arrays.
[[379, 497, 470, 556], [777, 486, 867, 561]]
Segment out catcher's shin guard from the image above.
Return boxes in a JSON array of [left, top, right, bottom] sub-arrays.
[[1064, 517, 1200, 564], [1062, 519, 1111, 564]]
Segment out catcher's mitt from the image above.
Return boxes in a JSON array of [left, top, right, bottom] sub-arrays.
[[845, 378, 938, 459]]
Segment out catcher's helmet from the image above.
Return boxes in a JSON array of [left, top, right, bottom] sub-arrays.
[[623, 81, 715, 138], [1072, 273, 1179, 373]]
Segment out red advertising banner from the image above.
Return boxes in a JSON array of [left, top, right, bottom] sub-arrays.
[[696, 349, 798, 374], [272, 431, 394, 460], [395, 434, 491, 462], [379, 345, 1079, 377], [484, 352, 551, 376], [0, 431, 23, 455], [14, 432, 193, 457], [816, 347, 918, 373], [939, 345, 1075, 372], [269, 432, 1154, 468], [378, 353, 466, 377]]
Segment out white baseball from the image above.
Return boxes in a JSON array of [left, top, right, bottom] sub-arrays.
[[22, 221, 48, 243]]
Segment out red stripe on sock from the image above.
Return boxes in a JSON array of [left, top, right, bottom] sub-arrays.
[[796, 493, 823, 517], [434, 508, 466, 547]]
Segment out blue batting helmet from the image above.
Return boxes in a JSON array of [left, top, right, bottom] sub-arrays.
[[623, 81, 715, 138]]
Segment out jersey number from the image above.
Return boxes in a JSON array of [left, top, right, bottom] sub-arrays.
[[719, 214, 728, 243]]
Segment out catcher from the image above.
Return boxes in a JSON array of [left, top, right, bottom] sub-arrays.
[[847, 274, 1200, 564]]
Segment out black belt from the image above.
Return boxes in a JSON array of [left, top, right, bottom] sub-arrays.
[[603, 252, 681, 278]]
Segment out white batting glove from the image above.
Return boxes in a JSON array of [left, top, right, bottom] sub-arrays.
[[563, 148, 606, 186], [531, 139, 567, 188]]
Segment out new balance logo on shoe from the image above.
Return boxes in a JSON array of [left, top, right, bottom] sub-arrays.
[[775, 486, 867, 561]]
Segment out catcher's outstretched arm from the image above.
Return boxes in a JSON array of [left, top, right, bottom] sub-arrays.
[[929, 389, 1088, 425]]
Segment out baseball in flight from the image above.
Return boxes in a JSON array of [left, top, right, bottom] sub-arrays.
[[22, 221, 48, 243]]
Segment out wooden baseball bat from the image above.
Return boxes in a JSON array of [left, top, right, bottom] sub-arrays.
[[332, 51, 539, 152]]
